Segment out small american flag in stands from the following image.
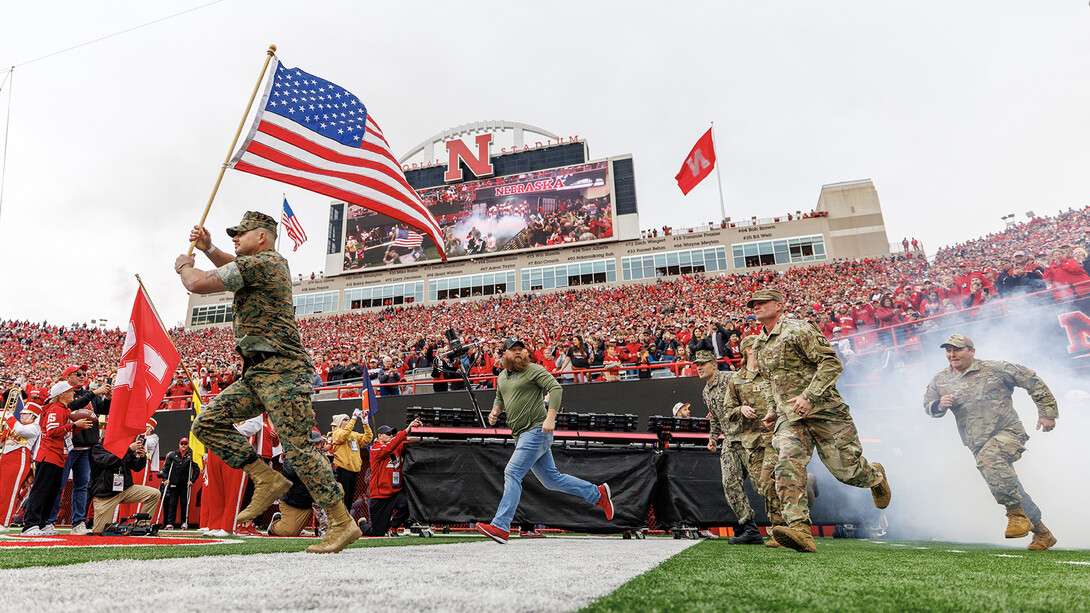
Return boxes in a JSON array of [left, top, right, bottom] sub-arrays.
[[281, 198, 307, 251], [391, 227, 423, 249]]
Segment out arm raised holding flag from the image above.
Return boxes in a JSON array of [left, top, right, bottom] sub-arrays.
[[174, 211, 361, 554]]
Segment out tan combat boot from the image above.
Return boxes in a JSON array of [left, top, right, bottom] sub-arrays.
[[771, 523, 816, 553], [237, 459, 292, 524], [306, 502, 362, 554], [870, 463, 891, 509], [765, 527, 786, 548], [1027, 523, 1057, 551], [1004, 505, 1033, 538]]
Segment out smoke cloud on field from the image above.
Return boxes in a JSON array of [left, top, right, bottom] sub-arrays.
[[838, 302, 1089, 549]]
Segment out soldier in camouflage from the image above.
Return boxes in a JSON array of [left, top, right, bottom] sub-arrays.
[[923, 334, 1059, 551], [723, 335, 785, 547], [175, 211, 360, 554], [698, 349, 762, 545], [749, 288, 891, 553]]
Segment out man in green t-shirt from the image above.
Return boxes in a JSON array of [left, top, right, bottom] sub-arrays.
[[475, 338, 614, 544], [175, 211, 359, 554]]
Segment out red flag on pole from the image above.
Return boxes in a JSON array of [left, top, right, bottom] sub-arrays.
[[104, 286, 181, 459], [675, 128, 717, 195]]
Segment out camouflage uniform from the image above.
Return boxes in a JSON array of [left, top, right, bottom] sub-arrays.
[[754, 317, 881, 529], [191, 234, 341, 507], [923, 358, 1058, 524], [724, 368, 784, 527], [705, 370, 755, 525]]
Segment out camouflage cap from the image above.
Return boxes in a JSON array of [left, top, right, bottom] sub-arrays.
[[746, 288, 785, 308], [940, 333, 974, 349], [691, 349, 717, 363], [226, 211, 277, 237]]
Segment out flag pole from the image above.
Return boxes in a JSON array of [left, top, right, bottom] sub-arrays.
[[134, 275, 202, 398], [710, 121, 726, 222], [276, 193, 283, 252], [187, 44, 278, 256]]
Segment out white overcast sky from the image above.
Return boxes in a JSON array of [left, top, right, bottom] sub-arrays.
[[1, 1, 1088, 328]]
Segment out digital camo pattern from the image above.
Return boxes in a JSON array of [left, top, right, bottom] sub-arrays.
[[748, 443, 783, 527], [724, 369, 776, 449], [773, 414, 878, 527], [924, 358, 1057, 522], [217, 249, 310, 364], [192, 356, 342, 507], [754, 317, 877, 528], [753, 318, 846, 423], [923, 359, 1058, 453], [719, 441, 754, 525], [705, 371, 739, 442]]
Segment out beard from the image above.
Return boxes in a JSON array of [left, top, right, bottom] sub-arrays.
[[506, 354, 530, 373]]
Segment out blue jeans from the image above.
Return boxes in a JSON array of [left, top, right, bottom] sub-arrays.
[[49, 448, 91, 525], [490, 425, 599, 531]]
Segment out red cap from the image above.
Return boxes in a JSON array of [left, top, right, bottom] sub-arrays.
[[61, 365, 89, 378], [146, 417, 157, 428]]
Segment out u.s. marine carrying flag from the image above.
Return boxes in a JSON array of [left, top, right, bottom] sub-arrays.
[[231, 57, 447, 259], [675, 128, 716, 195], [104, 287, 181, 459]]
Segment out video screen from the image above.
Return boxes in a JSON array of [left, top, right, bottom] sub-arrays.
[[342, 161, 614, 270]]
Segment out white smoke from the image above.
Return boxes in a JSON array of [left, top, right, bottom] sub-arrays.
[[837, 308, 1090, 549]]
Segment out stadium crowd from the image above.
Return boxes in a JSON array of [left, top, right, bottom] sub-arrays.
[[0, 205, 1087, 539], [1, 207, 1088, 395]]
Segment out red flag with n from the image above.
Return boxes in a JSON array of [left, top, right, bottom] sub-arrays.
[[675, 128, 716, 195], [104, 286, 182, 459]]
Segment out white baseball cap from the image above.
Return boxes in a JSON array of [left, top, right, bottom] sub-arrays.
[[672, 402, 690, 416], [49, 381, 74, 399]]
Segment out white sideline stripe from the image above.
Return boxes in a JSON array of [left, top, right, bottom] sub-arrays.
[[993, 554, 1023, 558], [0, 537, 698, 612], [945, 550, 967, 553], [1058, 561, 1090, 566]]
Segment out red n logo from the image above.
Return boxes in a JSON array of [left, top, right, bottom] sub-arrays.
[[1057, 311, 1090, 354], [444, 134, 494, 182]]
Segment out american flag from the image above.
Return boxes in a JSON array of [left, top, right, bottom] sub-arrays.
[[391, 227, 423, 249], [230, 58, 445, 259], [281, 198, 307, 251]]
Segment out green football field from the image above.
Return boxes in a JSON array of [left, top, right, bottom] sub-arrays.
[[586, 538, 1090, 613], [4, 531, 1088, 612]]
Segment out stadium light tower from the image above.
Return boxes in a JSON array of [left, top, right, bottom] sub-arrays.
[[1001, 213, 1016, 228]]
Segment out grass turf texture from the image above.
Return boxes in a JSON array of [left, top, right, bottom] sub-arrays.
[[0, 533, 482, 570], [584, 538, 1090, 613]]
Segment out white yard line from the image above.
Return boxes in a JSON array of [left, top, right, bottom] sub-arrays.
[[0, 536, 698, 613]]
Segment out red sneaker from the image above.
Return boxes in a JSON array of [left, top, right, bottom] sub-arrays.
[[520, 530, 545, 538], [475, 522, 509, 544], [596, 484, 614, 520]]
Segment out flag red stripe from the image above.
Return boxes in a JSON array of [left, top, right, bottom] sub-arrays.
[[244, 139, 433, 230], [256, 120, 419, 202]]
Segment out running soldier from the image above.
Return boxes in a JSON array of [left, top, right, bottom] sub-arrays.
[[923, 334, 1058, 550], [176, 211, 359, 553], [749, 289, 891, 553], [723, 336, 785, 547], [698, 349, 762, 545]]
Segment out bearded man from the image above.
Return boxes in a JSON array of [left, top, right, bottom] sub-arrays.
[[474, 338, 614, 544]]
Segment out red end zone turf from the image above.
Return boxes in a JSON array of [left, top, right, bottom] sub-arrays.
[[0, 534, 236, 548]]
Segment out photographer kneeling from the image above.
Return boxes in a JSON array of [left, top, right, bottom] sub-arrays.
[[89, 437, 160, 535]]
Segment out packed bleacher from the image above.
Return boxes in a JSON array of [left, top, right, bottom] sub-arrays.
[[2, 206, 1087, 392]]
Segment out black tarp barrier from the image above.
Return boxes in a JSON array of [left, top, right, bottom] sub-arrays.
[[403, 442, 660, 532], [651, 447, 764, 528], [405, 443, 882, 531]]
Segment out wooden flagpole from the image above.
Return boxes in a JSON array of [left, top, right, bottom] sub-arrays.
[[187, 44, 277, 256]]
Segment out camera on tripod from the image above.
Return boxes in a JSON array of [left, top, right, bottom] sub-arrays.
[[440, 328, 477, 359]]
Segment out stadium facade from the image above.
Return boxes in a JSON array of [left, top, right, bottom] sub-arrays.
[[185, 121, 891, 329]]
